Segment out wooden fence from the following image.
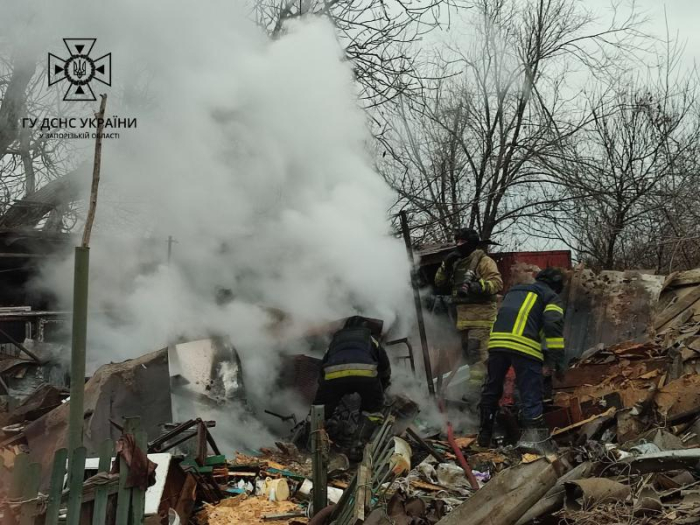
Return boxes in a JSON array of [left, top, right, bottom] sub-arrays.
[[1, 417, 148, 525]]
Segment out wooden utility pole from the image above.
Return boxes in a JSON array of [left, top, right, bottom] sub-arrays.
[[167, 235, 177, 264], [68, 94, 107, 462]]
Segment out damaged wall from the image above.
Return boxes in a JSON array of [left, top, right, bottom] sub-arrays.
[[24, 348, 171, 486], [564, 268, 665, 360]]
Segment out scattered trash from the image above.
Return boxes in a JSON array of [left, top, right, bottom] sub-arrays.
[[5, 267, 700, 524]]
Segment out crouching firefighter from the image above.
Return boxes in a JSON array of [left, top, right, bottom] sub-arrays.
[[477, 268, 567, 452], [434, 228, 503, 376], [313, 316, 391, 418]]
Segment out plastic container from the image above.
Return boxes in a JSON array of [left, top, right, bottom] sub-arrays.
[[390, 437, 412, 475]]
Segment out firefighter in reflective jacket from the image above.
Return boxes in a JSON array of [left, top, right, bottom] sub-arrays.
[[313, 316, 391, 417], [434, 229, 503, 368], [477, 268, 567, 450]]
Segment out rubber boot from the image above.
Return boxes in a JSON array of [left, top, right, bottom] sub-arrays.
[[516, 416, 554, 455], [477, 408, 496, 448]]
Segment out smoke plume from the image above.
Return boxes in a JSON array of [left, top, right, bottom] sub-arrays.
[[3, 0, 417, 450]]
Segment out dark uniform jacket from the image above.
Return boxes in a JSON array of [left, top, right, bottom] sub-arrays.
[[321, 326, 391, 388], [488, 280, 565, 362]]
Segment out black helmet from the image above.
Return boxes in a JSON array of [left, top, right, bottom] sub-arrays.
[[454, 228, 480, 245], [343, 315, 384, 336], [454, 228, 480, 255], [536, 268, 565, 294]]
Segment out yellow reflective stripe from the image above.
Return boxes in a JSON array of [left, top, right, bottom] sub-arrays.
[[488, 340, 543, 360], [513, 292, 537, 336], [546, 337, 565, 349], [457, 320, 495, 329], [324, 363, 377, 373], [544, 304, 564, 315], [325, 369, 378, 380], [489, 332, 540, 351]]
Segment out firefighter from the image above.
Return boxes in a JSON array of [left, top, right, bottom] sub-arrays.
[[434, 229, 503, 373], [477, 267, 567, 451], [313, 316, 391, 417]]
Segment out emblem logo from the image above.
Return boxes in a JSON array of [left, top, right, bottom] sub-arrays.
[[48, 39, 111, 101]]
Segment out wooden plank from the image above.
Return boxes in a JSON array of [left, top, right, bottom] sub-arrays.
[[115, 418, 139, 525], [196, 421, 209, 466], [552, 408, 616, 436], [668, 269, 700, 288], [204, 454, 227, 466], [9, 453, 30, 499], [130, 428, 147, 525], [436, 459, 561, 525], [363, 448, 372, 511], [410, 479, 448, 491], [310, 405, 327, 516], [654, 286, 700, 330], [65, 446, 87, 525], [552, 364, 616, 389], [353, 445, 371, 522], [114, 456, 131, 525], [174, 474, 198, 524], [18, 462, 41, 525], [45, 448, 69, 525], [91, 439, 114, 525]]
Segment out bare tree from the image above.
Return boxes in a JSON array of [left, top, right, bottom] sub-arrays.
[[543, 32, 700, 270], [379, 0, 645, 246], [0, 45, 82, 228], [249, 0, 466, 112]]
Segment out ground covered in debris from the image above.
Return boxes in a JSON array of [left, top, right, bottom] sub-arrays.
[[4, 269, 700, 523]]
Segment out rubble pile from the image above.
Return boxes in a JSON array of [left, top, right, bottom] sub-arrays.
[[4, 270, 700, 523], [550, 269, 700, 445]]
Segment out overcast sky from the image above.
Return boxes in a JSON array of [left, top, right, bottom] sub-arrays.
[[590, 0, 699, 69]]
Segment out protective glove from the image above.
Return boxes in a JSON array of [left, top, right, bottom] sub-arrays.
[[468, 279, 487, 295], [552, 352, 567, 381], [457, 283, 470, 297], [543, 350, 555, 369], [443, 251, 461, 271]]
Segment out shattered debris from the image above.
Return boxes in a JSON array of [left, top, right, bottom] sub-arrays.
[[196, 495, 305, 525], [4, 266, 700, 524]]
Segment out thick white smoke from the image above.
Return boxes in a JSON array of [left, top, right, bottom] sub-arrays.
[[3, 1, 417, 449]]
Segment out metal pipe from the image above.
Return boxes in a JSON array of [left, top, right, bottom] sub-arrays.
[[399, 211, 435, 396], [308, 504, 336, 525], [385, 338, 415, 373], [67, 246, 89, 460], [371, 435, 395, 467], [370, 417, 392, 456]]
